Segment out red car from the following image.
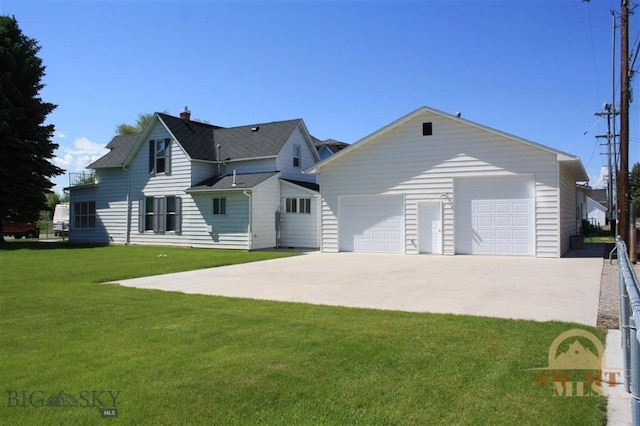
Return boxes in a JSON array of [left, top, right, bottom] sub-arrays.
[[3, 222, 40, 239]]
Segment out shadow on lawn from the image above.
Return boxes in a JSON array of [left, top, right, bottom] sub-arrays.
[[0, 240, 108, 251]]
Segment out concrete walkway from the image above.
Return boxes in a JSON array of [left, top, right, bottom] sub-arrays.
[[116, 252, 602, 325]]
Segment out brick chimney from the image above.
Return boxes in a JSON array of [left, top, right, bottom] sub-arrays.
[[180, 106, 191, 121]]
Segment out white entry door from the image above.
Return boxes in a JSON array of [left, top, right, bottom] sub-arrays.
[[419, 203, 442, 254]]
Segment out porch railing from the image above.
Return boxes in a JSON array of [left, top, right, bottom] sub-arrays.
[[69, 170, 96, 186]]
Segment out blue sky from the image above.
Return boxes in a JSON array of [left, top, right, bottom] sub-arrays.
[[2, 0, 639, 193]]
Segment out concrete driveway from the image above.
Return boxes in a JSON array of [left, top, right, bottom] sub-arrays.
[[115, 252, 603, 326]]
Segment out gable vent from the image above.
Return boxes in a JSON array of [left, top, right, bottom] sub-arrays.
[[422, 122, 433, 136]]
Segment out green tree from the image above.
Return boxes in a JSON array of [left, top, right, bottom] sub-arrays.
[[630, 163, 640, 217], [0, 16, 63, 241], [116, 112, 154, 135], [45, 192, 60, 214]]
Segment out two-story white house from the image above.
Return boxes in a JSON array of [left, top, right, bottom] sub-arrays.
[[67, 109, 321, 249]]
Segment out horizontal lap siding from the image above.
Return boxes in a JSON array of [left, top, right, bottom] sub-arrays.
[[320, 112, 560, 257], [189, 193, 249, 249], [69, 170, 129, 244], [559, 164, 577, 255], [277, 126, 318, 183], [280, 183, 319, 248], [251, 176, 280, 249], [129, 123, 204, 247]]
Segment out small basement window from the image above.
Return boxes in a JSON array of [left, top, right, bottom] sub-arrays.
[[422, 122, 433, 136]]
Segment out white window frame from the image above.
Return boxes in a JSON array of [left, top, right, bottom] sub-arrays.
[[73, 201, 96, 229], [284, 198, 311, 214], [293, 145, 301, 168], [213, 198, 227, 215]]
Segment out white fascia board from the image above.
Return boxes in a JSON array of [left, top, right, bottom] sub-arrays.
[[122, 113, 190, 166], [186, 188, 253, 194], [296, 120, 321, 162]]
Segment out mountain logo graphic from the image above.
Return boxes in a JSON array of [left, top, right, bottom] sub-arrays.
[[527, 328, 604, 371], [46, 390, 79, 407]]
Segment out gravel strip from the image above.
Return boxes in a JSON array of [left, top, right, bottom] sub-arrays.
[[598, 260, 620, 329]]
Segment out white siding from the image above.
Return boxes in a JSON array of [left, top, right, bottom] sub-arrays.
[[225, 158, 277, 175], [69, 169, 129, 244], [559, 164, 578, 256], [277, 125, 317, 183], [251, 175, 280, 249], [128, 122, 196, 247], [319, 111, 561, 257], [190, 192, 250, 249], [279, 182, 320, 248], [191, 160, 216, 186]]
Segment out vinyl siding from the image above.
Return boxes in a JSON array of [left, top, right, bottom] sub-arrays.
[[279, 182, 320, 248], [319, 111, 561, 257], [559, 163, 578, 256], [129, 122, 195, 246], [277, 125, 317, 183], [190, 192, 250, 249], [250, 175, 280, 249], [224, 158, 277, 175], [68, 169, 129, 244]]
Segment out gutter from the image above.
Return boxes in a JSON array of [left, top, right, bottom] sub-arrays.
[[123, 165, 131, 244], [242, 190, 253, 250]]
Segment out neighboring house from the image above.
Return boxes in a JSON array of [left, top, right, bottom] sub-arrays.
[[314, 138, 349, 160], [67, 109, 321, 249], [307, 106, 589, 257], [587, 196, 607, 227]]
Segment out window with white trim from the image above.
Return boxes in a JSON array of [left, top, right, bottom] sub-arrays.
[[293, 145, 301, 168], [139, 196, 181, 233], [73, 201, 96, 229], [284, 198, 311, 214], [149, 138, 171, 174], [213, 198, 226, 215]]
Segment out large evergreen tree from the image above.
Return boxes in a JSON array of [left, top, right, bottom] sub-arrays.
[[0, 16, 62, 241]]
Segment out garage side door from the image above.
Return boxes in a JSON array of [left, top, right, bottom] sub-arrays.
[[455, 176, 534, 255], [339, 196, 404, 253]]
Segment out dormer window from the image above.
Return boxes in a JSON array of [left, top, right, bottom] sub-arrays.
[[149, 138, 171, 175], [293, 145, 301, 168]]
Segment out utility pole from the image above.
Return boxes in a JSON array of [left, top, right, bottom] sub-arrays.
[[619, 0, 630, 247], [596, 105, 617, 227]]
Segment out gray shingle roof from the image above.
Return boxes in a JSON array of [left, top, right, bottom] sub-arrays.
[[88, 134, 139, 168], [158, 113, 222, 161], [213, 119, 302, 161], [89, 114, 304, 169], [188, 172, 279, 192]]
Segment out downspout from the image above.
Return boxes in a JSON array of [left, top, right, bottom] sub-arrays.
[[243, 190, 252, 250], [123, 165, 131, 244]]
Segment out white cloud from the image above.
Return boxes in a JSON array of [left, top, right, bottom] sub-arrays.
[[50, 137, 109, 194], [53, 137, 108, 172], [590, 166, 609, 189], [56, 132, 67, 139]]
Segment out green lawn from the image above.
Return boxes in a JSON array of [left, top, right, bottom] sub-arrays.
[[0, 243, 606, 425]]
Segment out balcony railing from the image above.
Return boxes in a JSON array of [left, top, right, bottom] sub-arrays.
[[69, 170, 96, 186]]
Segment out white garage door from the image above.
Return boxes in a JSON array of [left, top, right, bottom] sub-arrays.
[[339, 196, 404, 253], [455, 176, 534, 255]]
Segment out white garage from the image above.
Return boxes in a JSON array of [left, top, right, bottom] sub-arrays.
[[339, 195, 404, 253], [309, 106, 589, 258], [455, 176, 534, 255]]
